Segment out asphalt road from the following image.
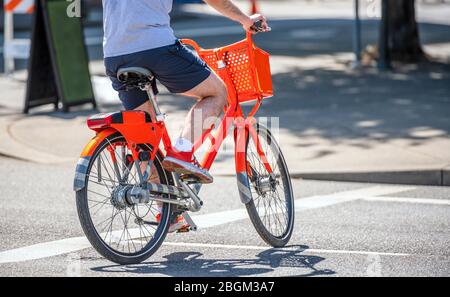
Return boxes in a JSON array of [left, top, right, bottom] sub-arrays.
[[0, 156, 449, 277]]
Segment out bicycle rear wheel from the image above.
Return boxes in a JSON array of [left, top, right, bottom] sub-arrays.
[[76, 133, 173, 264], [244, 123, 294, 247]]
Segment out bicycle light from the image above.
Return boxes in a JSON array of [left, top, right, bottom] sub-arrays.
[[86, 113, 115, 131]]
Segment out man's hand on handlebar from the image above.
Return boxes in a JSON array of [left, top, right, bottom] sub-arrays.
[[241, 14, 271, 34]]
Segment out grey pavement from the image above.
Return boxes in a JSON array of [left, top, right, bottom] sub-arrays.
[[0, 1, 450, 186], [0, 156, 449, 277]]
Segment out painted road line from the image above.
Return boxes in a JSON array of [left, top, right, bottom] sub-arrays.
[[295, 185, 416, 211], [194, 185, 416, 229], [362, 196, 450, 206], [0, 237, 90, 264], [162, 242, 410, 257], [0, 185, 415, 264]]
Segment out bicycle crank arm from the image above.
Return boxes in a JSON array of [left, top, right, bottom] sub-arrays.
[[179, 180, 203, 212], [115, 179, 203, 212], [146, 195, 192, 210], [147, 193, 202, 214], [182, 212, 198, 231], [123, 184, 202, 212], [146, 182, 189, 198]]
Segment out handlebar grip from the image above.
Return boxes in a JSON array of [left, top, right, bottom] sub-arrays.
[[251, 20, 264, 33]]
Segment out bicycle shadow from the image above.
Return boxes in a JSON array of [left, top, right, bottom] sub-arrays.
[[91, 245, 335, 277]]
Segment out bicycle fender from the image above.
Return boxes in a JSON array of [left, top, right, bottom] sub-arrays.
[[237, 172, 252, 204], [74, 156, 91, 192], [74, 128, 117, 191], [234, 125, 252, 204]]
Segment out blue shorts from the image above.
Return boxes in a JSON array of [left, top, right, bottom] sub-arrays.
[[104, 40, 211, 110]]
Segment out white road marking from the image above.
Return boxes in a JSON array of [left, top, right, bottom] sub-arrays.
[[0, 237, 90, 264], [0, 185, 415, 264], [194, 185, 415, 229], [362, 196, 450, 206], [162, 242, 410, 257], [194, 209, 248, 228], [295, 185, 416, 211]]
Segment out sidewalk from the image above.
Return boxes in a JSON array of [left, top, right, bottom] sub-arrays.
[[0, 51, 449, 185]]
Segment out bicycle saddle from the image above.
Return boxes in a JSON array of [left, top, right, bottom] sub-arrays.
[[117, 67, 155, 91]]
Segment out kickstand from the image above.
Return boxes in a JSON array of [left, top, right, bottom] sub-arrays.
[[182, 212, 198, 231]]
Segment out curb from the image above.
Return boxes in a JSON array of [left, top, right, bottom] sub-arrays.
[[443, 167, 450, 186], [215, 169, 450, 186], [290, 170, 449, 186]]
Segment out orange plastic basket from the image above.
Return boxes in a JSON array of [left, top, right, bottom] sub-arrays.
[[182, 36, 273, 103]]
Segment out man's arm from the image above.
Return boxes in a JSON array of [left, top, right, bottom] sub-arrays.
[[202, 0, 270, 33]]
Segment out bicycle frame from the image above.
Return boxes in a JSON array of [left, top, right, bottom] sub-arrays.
[[75, 34, 274, 205], [182, 33, 274, 175]]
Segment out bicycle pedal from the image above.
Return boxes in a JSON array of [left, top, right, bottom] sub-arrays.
[[176, 226, 191, 233]]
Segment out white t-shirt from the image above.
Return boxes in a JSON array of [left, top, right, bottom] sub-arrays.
[[102, 0, 177, 58]]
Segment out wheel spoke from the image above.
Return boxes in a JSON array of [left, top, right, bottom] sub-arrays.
[[246, 126, 293, 240], [82, 137, 170, 257]]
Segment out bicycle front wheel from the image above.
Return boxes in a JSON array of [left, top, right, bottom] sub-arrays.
[[243, 123, 295, 247]]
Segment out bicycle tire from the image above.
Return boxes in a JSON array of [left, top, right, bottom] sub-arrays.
[[76, 133, 174, 264], [244, 124, 295, 247]]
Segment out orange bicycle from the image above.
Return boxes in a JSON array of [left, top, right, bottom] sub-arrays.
[[74, 24, 294, 265]]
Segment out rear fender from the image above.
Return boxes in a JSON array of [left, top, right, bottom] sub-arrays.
[[74, 123, 167, 192], [74, 128, 117, 191]]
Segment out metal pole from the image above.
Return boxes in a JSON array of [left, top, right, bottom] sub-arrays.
[[352, 0, 362, 68], [4, 11, 15, 74], [250, 0, 258, 14], [378, 0, 391, 70]]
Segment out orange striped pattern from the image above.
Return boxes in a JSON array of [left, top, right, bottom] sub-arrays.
[[4, 0, 22, 11], [4, 0, 35, 14], [26, 4, 34, 14]]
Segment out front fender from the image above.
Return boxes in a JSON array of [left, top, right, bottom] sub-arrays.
[[74, 128, 117, 191]]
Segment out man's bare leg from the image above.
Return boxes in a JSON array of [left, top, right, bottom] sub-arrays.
[[133, 71, 226, 185], [133, 72, 227, 147], [131, 71, 226, 184], [179, 72, 228, 144]]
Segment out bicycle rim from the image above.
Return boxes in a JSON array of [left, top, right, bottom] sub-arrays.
[[245, 124, 294, 244], [78, 134, 171, 258]]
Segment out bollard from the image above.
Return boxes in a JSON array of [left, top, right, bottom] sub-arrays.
[[250, 0, 259, 14], [378, 0, 391, 70], [352, 0, 362, 68]]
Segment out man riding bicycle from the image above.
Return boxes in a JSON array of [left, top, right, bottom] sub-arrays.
[[103, 0, 269, 183], [74, 1, 292, 261]]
